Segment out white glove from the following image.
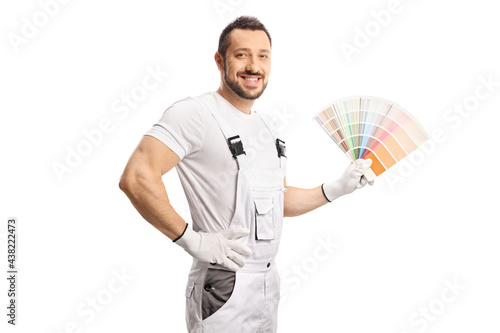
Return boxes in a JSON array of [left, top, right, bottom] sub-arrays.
[[322, 159, 374, 202], [174, 224, 253, 272]]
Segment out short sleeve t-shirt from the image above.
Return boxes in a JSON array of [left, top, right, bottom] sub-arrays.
[[145, 91, 282, 233]]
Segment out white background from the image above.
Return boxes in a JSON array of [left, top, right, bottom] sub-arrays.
[[1, 0, 499, 332]]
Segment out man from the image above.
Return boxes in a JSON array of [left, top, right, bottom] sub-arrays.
[[119, 16, 373, 333]]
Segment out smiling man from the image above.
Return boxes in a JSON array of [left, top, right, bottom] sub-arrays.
[[119, 16, 373, 333]]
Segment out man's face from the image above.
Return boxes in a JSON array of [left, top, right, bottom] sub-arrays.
[[221, 29, 271, 100]]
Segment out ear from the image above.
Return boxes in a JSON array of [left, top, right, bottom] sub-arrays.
[[214, 51, 223, 72]]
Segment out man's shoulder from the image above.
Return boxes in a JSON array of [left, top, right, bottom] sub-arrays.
[[189, 91, 220, 110], [165, 92, 216, 118], [169, 91, 218, 114]]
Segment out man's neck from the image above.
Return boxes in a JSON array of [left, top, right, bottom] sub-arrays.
[[216, 86, 254, 115]]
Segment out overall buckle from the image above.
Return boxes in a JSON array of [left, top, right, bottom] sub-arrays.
[[276, 138, 286, 158], [228, 135, 246, 159]]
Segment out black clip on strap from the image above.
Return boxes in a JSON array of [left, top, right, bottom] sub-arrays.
[[276, 138, 286, 158], [228, 135, 246, 159]]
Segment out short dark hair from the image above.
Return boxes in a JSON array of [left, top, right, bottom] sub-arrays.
[[218, 16, 272, 59]]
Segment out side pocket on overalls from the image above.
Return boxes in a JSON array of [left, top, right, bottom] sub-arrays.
[[185, 279, 197, 331], [201, 268, 236, 320], [185, 282, 194, 298], [254, 194, 276, 240]]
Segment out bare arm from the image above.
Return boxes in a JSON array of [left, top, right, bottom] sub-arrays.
[[283, 176, 329, 218], [283, 159, 374, 218], [119, 135, 186, 240]]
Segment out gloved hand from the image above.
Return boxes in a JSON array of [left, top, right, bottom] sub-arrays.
[[322, 159, 374, 202], [174, 224, 253, 272]]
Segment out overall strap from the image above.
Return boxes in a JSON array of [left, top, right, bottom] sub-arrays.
[[209, 108, 248, 170], [255, 111, 287, 169]]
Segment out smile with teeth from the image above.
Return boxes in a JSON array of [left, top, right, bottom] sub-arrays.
[[241, 75, 261, 85]]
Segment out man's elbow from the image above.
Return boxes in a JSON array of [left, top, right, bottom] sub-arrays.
[[119, 165, 160, 198], [119, 170, 139, 197]]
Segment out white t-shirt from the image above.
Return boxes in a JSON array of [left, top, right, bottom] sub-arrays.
[[145, 91, 282, 233]]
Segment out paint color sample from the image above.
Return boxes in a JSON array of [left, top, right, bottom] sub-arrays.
[[314, 96, 429, 180]]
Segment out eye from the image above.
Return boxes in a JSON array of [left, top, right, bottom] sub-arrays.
[[235, 53, 246, 58], [260, 54, 269, 59]]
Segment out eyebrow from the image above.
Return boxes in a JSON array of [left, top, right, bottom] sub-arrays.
[[232, 48, 270, 53]]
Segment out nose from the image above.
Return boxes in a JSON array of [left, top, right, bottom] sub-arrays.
[[245, 55, 259, 74]]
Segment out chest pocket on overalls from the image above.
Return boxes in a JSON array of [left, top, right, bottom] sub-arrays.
[[254, 195, 277, 240], [227, 132, 286, 242], [253, 138, 286, 241]]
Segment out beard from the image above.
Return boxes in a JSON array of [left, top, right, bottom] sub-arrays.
[[223, 60, 268, 100]]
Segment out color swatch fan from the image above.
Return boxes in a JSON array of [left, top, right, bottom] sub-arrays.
[[314, 96, 428, 181]]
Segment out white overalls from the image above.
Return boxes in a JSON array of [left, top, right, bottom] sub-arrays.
[[184, 106, 287, 333]]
